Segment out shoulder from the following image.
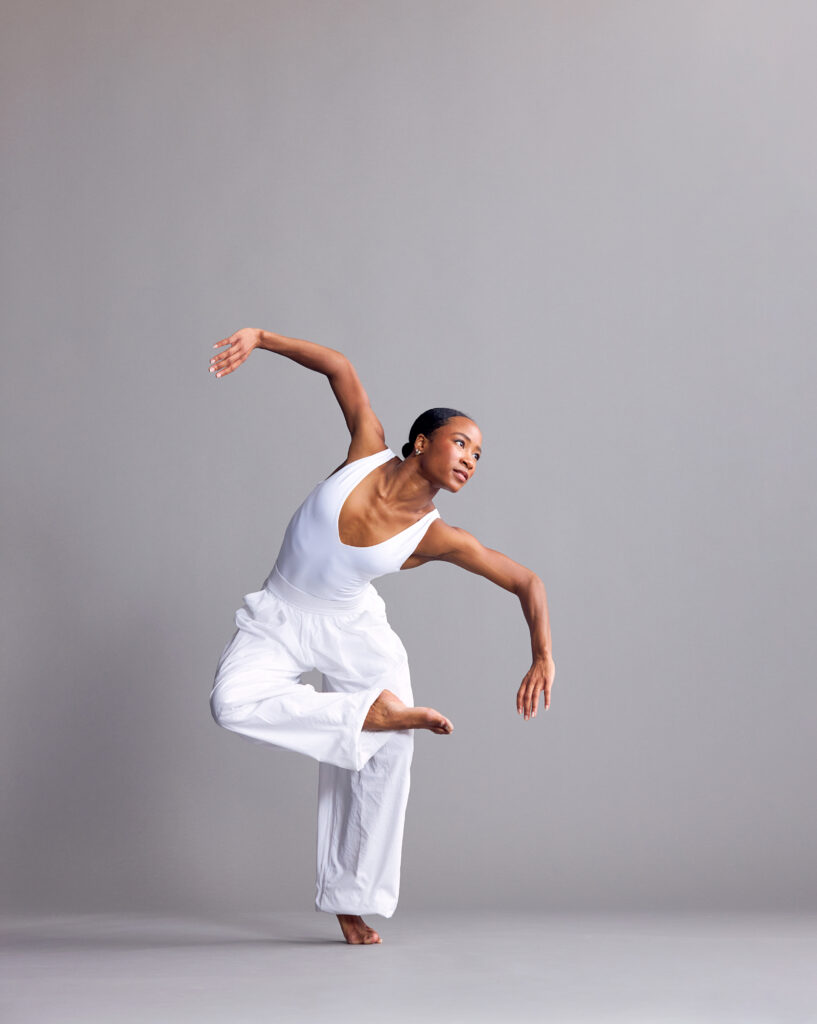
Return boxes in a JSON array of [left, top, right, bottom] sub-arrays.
[[412, 518, 532, 592], [326, 442, 394, 479], [413, 517, 481, 560], [345, 408, 387, 463]]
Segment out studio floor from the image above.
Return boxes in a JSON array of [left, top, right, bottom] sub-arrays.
[[1, 910, 815, 1023]]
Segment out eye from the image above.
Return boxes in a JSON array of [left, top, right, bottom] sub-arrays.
[[455, 439, 464, 447], [474, 453, 480, 461]]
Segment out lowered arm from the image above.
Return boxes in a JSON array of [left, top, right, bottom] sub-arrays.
[[412, 519, 555, 717]]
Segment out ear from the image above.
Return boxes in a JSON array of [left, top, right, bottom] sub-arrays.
[[414, 433, 429, 454]]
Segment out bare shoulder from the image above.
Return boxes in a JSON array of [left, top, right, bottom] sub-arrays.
[[345, 407, 387, 462], [410, 517, 531, 592], [325, 411, 389, 477], [412, 517, 480, 560], [327, 358, 387, 462]]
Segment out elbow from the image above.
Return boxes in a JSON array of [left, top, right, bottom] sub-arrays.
[[514, 569, 541, 598], [327, 352, 352, 379]]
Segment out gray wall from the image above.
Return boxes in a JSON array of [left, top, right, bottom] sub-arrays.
[[2, 0, 814, 915]]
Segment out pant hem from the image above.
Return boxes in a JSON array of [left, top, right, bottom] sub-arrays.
[[315, 901, 397, 919], [348, 683, 390, 771]]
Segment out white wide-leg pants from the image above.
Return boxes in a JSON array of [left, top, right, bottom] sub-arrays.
[[209, 566, 414, 918]]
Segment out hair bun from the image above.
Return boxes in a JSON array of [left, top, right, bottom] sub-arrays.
[[401, 407, 473, 462]]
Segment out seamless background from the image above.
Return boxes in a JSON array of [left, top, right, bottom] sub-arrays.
[[2, 0, 815, 915]]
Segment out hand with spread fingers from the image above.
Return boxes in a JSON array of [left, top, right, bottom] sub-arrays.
[[210, 328, 261, 378], [517, 653, 556, 721]]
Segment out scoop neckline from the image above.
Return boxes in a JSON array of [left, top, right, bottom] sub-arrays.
[[335, 449, 438, 550]]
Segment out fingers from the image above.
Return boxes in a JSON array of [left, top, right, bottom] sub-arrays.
[[517, 674, 537, 721], [517, 679, 534, 720], [209, 339, 230, 376], [209, 329, 259, 377], [209, 339, 240, 377], [542, 658, 555, 711], [516, 665, 554, 721]]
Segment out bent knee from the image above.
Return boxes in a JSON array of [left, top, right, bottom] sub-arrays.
[[210, 687, 245, 728]]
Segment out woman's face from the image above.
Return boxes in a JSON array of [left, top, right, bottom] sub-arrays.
[[416, 417, 483, 492]]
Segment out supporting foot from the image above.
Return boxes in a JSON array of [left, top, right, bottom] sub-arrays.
[[363, 689, 453, 734], [337, 914, 382, 944]]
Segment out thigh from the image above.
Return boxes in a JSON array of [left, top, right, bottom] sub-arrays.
[[313, 601, 414, 705], [211, 590, 312, 705]]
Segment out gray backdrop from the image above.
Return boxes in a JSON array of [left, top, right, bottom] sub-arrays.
[[2, 0, 814, 915]]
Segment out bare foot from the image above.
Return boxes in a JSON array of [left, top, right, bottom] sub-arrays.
[[363, 689, 453, 734], [337, 914, 382, 944]]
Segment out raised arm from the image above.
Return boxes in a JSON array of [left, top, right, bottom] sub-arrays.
[[410, 518, 556, 719], [210, 327, 386, 461]]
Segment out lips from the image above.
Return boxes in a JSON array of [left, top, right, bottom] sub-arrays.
[[453, 469, 468, 483]]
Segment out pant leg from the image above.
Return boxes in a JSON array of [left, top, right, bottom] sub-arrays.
[[209, 588, 387, 772], [310, 595, 415, 917]]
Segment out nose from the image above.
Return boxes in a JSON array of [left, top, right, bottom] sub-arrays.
[[461, 453, 474, 471]]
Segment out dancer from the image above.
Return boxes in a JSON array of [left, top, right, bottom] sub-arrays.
[[208, 327, 555, 945]]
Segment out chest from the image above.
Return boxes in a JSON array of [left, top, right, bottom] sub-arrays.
[[338, 480, 430, 547]]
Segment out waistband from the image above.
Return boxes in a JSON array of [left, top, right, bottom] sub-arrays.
[[263, 564, 370, 614]]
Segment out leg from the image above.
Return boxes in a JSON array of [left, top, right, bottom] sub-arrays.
[[316, 724, 414, 919], [313, 623, 415, 922], [209, 594, 387, 772]]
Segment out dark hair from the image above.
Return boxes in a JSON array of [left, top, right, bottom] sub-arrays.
[[401, 407, 473, 459]]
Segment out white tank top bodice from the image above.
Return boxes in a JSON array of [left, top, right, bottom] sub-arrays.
[[270, 447, 440, 601]]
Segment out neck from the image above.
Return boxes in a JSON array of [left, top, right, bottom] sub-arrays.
[[381, 457, 439, 510]]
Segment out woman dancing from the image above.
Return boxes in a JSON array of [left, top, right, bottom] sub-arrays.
[[208, 327, 555, 945]]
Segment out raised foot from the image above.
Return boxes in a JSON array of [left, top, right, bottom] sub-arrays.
[[337, 914, 382, 944], [363, 689, 454, 734]]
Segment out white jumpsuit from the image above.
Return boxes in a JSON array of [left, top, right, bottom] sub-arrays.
[[209, 447, 440, 918]]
